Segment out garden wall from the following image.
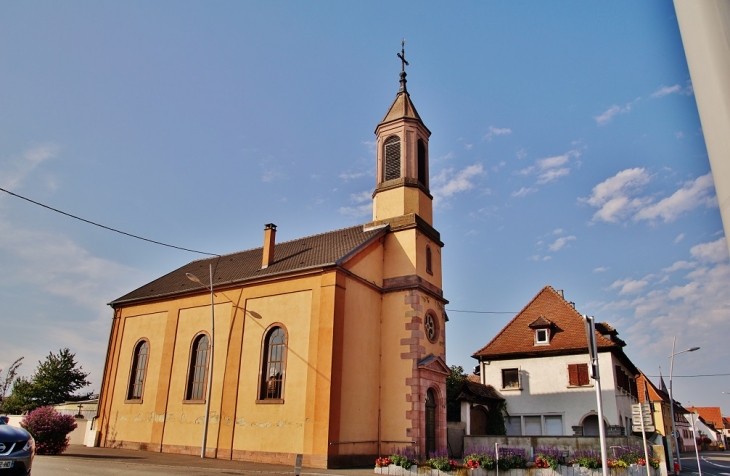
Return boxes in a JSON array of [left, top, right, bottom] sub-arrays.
[[464, 436, 644, 457]]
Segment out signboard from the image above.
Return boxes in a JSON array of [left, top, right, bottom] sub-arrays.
[[631, 403, 655, 433]]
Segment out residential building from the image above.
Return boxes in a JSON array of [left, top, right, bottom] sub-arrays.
[[95, 56, 448, 468], [472, 286, 639, 437]]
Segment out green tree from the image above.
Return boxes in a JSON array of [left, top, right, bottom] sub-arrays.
[[1, 349, 91, 414], [446, 365, 467, 422]]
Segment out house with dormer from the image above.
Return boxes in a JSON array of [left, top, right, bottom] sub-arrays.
[[471, 286, 639, 437]]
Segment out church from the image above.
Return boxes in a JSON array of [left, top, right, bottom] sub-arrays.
[[95, 49, 449, 469]]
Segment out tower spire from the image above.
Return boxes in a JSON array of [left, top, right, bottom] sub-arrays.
[[397, 39, 409, 93]]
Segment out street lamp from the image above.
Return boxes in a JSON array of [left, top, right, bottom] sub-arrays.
[[186, 264, 215, 459], [668, 337, 700, 473]]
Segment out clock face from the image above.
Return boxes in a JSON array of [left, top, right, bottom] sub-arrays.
[[425, 313, 437, 343]]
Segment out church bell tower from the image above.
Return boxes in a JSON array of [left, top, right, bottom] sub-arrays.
[[372, 41, 433, 226]]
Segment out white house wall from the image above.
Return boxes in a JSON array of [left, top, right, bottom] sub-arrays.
[[480, 351, 637, 435]]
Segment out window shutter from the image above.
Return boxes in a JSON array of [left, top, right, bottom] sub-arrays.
[[577, 363, 589, 386], [568, 364, 579, 386]]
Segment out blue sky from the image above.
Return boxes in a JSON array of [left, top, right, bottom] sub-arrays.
[[1, 2, 727, 414]]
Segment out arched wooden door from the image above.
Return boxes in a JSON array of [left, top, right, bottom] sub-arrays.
[[425, 389, 437, 456]]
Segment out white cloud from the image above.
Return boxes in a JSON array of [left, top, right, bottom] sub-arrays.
[[0, 144, 60, 191], [338, 204, 371, 218], [515, 150, 580, 185], [581, 168, 653, 223], [512, 187, 537, 198], [338, 171, 368, 180], [633, 173, 716, 223], [431, 164, 484, 202], [662, 260, 697, 273], [516, 148, 527, 160], [548, 235, 576, 252], [651, 84, 681, 98], [537, 167, 570, 184], [594, 104, 632, 125], [610, 277, 649, 295], [593, 266, 610, 273], [484, 126, 512, 141], [349, 190, 372, 203], [690, 237, 729, 263], [674, 233, 685, 244]]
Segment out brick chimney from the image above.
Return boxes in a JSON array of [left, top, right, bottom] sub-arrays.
[[262, 223, 277, 268]]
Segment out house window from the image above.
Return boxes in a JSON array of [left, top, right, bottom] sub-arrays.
[[417, 139, 427, 186], [127, 340, 149, 400], [186, 334, 210, 401], [260, 326, 287, 401], [505, 415, 564, 436], [568, 363, 590, 386], [502, 368, 520, 389], [426, 246, 433, 275], [535, 328, 549, 345], [384, 136, 401, 181]]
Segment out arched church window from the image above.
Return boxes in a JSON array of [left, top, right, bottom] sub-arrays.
[[418, 139, 427, 185], [426, 245, 433, 275], [384, 136, 401, 181], [260, 326, 287, 401], [186, 333, 210, 401], [127, 339, 149, 400]]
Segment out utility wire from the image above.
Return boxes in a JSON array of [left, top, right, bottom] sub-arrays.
[[446, 309, 516, 314], [647, 373, 730, 378], [0, 186, 219, 257]]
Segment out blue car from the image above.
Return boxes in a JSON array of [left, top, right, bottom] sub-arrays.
[[0, 416, 34, 475]]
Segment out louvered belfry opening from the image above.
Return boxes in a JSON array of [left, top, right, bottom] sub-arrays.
[[384, 135, 401, 181]]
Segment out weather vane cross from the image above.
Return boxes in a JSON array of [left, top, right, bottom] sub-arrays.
[[397, 39, 409, 72], [397, 39, 409, 92]]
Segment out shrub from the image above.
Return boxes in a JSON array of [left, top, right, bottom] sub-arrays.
[[375, 456, 391, 467], [497, 447, 527, 470], [573, 449, 601, 469], [535, 446, 562, 471], [463, 445, 496, 470], [20, 406, 77, 455], [427, 448, 456, 472], [390, 447, 417, 469]]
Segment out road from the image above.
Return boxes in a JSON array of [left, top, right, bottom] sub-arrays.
[[680, 452, 730, 476]]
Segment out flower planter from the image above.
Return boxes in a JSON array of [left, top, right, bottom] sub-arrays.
[[374, 465, 661, 476]]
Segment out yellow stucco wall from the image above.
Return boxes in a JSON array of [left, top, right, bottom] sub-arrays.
[[231, 290, 312, 454]]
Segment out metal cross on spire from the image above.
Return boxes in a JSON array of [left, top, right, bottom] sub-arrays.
[[397, 39, 409, 93]]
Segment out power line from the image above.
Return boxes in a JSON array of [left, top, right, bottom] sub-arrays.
[[647, 374, 730, 378], [446, 309, 516, 314], [0, 186, 219, 257]]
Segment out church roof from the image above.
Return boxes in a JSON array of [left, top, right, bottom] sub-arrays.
[[377, 91, 430, 134], [472, 286, 637, 375], [110, 224, 387, 307]]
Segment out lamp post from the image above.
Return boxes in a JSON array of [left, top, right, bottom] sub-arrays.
[[668, 337, 700, 473], [186, 264, 215, 459]]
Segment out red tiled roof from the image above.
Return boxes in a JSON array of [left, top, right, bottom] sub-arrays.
[[636, 370, 670, 404], [472, 286, 621, 360], [686, 406, 724, 429], [111, 224, 387, 307]]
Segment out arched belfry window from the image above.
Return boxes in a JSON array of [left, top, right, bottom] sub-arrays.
[[418, 139, 427, 186], [186, 334, 210, 401], [384, 136, 401, 181], [260, 326, 287, 400], [127, 340, 149, 400]]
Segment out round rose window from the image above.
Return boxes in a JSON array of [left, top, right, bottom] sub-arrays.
[[424, 313, 438, 343]]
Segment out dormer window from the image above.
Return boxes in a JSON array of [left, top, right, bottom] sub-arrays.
[[535, 328, 550, 345], [528, 316, 554, 346]]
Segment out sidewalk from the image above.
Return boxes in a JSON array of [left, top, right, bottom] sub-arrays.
[[55, 445, 377, 476]]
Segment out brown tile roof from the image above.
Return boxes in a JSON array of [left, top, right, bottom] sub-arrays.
[[378, 91, 429, 133], [472, 286, 636, 372], [467, 374, 481, 383], [111, 224, 387, 307], [636, 370, 670, 404], [456, 380, 505, 404], [686, 406, 724, 429]]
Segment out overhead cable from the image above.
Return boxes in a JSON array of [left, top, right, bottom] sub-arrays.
[[0, 186, 219, 257]]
